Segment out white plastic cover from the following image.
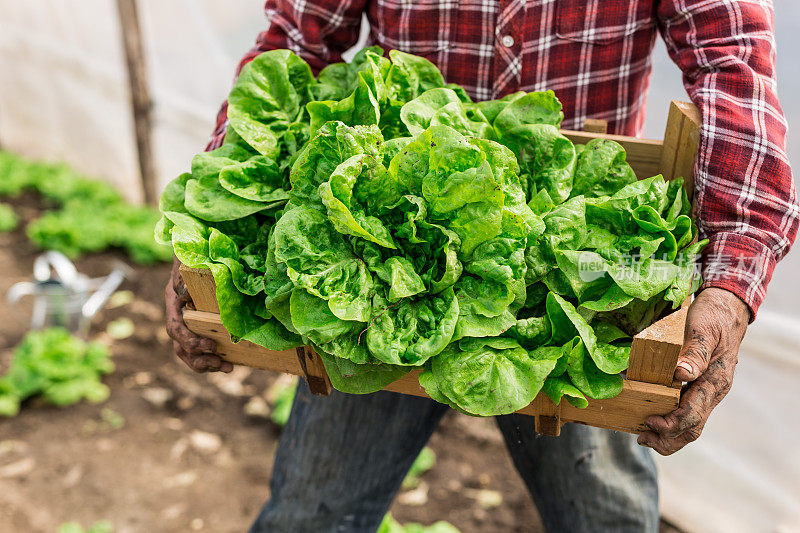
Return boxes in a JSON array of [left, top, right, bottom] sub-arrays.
[[138, 0, 267, 193], [0, 0, 141, 202], [655, 311, 800, 533]]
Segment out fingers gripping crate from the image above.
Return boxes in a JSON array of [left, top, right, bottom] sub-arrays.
[[180, 101, 702, 436]]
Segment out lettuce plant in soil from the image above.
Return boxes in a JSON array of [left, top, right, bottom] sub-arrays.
[[0, 150, 172, 264], [157, 47, 705, 416], [0, 328, 114, 417]]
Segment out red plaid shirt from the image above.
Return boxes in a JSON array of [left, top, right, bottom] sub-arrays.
[[208, 0, 798, 318]]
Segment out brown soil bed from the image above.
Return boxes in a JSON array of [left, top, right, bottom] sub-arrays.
[[0, 196, 679, 532]]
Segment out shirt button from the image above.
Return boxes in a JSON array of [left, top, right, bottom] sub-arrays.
[[502, 35, 515, 47]]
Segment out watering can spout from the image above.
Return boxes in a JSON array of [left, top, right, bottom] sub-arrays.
[[7, 281, 37, 304]]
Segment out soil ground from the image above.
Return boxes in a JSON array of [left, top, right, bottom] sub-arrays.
[[0, 195, 680, 533]]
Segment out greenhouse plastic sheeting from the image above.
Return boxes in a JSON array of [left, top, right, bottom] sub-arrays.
[[138, 0, 266, 194], [0, 0, 265, 202], [0, 0, 141, 202], [654, 311, 800, 533]]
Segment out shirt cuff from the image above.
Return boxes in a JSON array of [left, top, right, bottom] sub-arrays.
[[699, 232, 776, 321]]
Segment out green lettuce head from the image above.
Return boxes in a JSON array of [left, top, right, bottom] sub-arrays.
[[268, 122, 540, 375], [156, 47, 708, 416]]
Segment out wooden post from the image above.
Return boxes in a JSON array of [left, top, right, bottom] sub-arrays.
[[659, 101, 702, 198], [583, 118, 608, 134], [116, 0, 157, 205], [627, 307, 687, 387]]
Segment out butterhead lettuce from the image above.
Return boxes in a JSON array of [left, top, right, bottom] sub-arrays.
[[157, 48, 706, 417]]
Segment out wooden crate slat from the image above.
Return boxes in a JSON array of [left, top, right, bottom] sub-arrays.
[[582, 118, 608, 134], [382, 370, 427, 396], [296, 345, 332, 395], [381, 371, 680, 434], [183, 309, 302, 374], [182, 309, 680, 434], [627, 307, 688, 387], [179, 265, 218, 313], [659, 101, 701, 196], [531, 392, 563, 436], [557, 381, 680, 433]]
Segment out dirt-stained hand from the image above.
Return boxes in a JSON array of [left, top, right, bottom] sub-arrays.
[[164, 257, 232, 373], [637, 287, 749, 455]]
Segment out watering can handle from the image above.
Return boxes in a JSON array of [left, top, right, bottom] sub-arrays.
[[34, 251, 79, 284], [81, 263, 131, 319]]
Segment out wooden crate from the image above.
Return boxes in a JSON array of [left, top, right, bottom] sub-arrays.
[[181, 101, 701, 436]]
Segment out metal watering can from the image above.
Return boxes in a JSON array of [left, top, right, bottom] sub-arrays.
[[7, 251, 131, 335]]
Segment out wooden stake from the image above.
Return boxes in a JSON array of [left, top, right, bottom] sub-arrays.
[[116, 0, 157, 205]]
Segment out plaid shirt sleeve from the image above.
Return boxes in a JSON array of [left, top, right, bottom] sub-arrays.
[[204, 0, 797, 319], [658, 0, 798, 319], [205, 0, 367, 151]]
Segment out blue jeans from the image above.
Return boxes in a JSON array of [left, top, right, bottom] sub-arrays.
[[251, 380, 658, 533]]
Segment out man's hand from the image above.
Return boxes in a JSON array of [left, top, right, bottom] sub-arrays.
[[638, 287, 749, 455], [165, 258, 232, 373]]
